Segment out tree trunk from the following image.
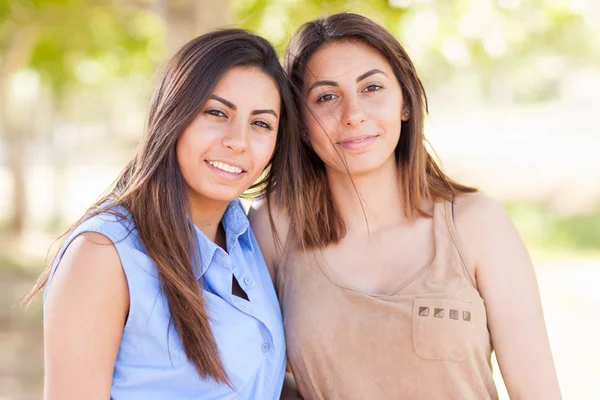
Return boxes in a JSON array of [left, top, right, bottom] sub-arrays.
[[0, 26, 36, 235], [5, 130, 26, 234]]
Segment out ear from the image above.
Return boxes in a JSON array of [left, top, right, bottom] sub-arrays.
[[301, 129, 312, 147], [401, 108, 410, 121]]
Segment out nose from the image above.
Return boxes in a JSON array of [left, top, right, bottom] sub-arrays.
[[341, 96, 366, 127], [222, 122, 248, 153]]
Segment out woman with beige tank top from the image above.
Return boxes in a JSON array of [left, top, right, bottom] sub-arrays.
[[250, 13, 561, 400]]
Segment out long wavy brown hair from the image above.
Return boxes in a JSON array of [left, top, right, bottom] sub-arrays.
[[23, 28, 300, 384], [275, 12, 476, 250]]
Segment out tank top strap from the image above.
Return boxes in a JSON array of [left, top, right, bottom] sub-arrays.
[[427, 199, 477, 289]]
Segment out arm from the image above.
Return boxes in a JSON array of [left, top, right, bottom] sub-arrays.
[[454, 193, 561, 399], [248, 199, 289, 281], [43, 232, 129, 400], [249, 201, 303, 399]]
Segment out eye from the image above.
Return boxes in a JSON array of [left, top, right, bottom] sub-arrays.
[[316, 93, 338, 103], [205, 109, 228, 118], [363, 84, 382, 93], [252, 120, 274, 131]]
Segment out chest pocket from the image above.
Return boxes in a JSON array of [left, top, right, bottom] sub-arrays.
[[412, 298, 473, 362]]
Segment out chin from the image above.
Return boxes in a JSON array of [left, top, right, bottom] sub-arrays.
[[208, 189, 245, 203], [193, 184, 247, 204], [343, 157, 392, 176]]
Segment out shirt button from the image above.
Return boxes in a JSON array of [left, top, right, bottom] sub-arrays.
[[261, 343, 270, 353], [243, 276, 253, 286]]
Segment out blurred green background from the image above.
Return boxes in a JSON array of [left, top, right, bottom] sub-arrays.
[[1, 0, 599, 399]]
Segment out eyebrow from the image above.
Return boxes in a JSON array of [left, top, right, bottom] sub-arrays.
[[307, 80, 339, 94], [307, 69, 388, 94], [251, 109, 278, 118], [210, 95, 277, 118], [210, 95, 236, 110], [356, 68, 388, 82]]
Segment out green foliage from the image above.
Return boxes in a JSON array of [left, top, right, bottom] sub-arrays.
[[2, 0, 598, 103], [235, 0, 407, 54], [234, 0, 600, 103], [506, 202, 600, 255], [1, 0, 164, 95]]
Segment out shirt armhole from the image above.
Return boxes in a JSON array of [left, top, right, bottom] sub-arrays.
[[45, 224, 137, 331]]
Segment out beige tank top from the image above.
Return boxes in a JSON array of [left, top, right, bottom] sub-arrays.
[[275, 200, 498, 400]]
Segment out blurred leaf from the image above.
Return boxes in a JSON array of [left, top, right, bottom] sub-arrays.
[[1, 0, 163, 95], [233, 0, 600, 104]]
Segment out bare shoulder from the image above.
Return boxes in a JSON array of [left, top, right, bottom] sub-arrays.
[[248, 198, 290, 271], [58, 231, 124, 276], [249, 198, 291, 242], [452, 191, 510, 225], [452, 192, 524, 270], [48, 231, 129, 311]]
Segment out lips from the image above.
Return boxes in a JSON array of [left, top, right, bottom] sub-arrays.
[[337, 134, 379, 151]]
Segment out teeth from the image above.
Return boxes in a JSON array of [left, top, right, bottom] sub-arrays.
[[208, 161, 243, 174]]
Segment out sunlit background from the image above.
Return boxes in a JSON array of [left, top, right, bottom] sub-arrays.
[[1, 0, 599, 399]]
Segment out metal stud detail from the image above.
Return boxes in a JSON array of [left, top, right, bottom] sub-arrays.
[[418, 307, 429, 317], [449, 309, 459, 320], [434, 308, 444, 318], [463, 311, 471, 321]]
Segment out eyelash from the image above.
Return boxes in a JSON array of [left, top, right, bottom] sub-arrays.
[[316, 84, 384, 103], [206, 109, 227, 118], [205, 109, 273, 131], [363, 84, 383, 93], [316, 93, 338, 103], [252, 120, 273, 130]]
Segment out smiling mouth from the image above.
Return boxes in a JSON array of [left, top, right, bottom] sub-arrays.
[[337, 134, 379, 150], [206, 160, 244, 174], [341, 137, 374, 144]]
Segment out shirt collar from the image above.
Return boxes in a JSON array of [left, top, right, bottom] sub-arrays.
[[191, 200, 253, 279]]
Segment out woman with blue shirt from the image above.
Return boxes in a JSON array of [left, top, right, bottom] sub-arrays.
[[24, 29, 301, 399]]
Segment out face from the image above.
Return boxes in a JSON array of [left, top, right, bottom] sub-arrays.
[[177, 66, 280, 206], [303, 40, 408, 177]]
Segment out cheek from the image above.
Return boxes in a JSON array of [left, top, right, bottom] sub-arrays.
[[176, 130, 199, 169], [308, 130, 340, 168], [386, 112, 403, 138], [368, 100, 402, 137], [379, 108, 401, 130], [251, 134, 278, 172], [309, 106, 339, 130], [176, 124, 214, 180], [175, 135, 191, 171], [305, 110, 337, 149], [383, 93, 404, 129]]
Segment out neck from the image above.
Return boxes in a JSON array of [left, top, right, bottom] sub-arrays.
[[187, 192, 229, 243], [326, 157, 407, 234]]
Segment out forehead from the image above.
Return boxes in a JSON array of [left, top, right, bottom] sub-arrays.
[[213, 66, 280, 108], [304, 40, 393, 84]]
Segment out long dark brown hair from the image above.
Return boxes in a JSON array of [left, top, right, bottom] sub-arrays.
[[275, 12, 476, 250], [23, 28, 300, 384]]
